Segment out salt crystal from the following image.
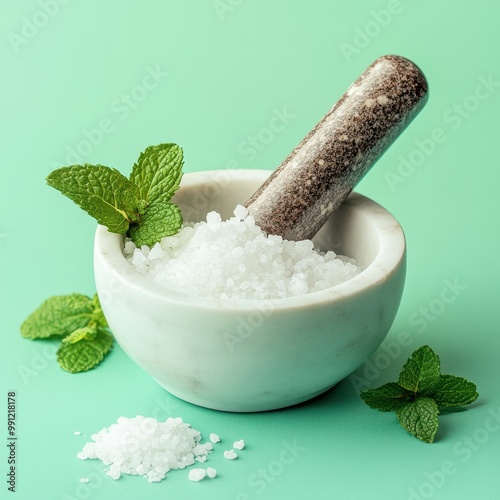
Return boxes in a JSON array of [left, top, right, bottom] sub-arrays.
[[74, 431, 81, 436], [148, 243, 165, 261], [206, 211, 222, 226], [124, 208, 360, 300], [233, 439, 245, 450], [206, 467, 217, 479], [209, 433, 220, 443], [233, 204, 249, 220], [124, 240, 135, 254], [224, 450, 237, 460], [188, 468, 207, 482], [79, 478, 89, 483]]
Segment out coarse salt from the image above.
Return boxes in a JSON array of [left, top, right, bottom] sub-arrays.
[[188, 468, 206, 482], [233, 439, 245, 450], [77, 416, 212, 483], [209, 433, 220, 444], [224, 450, 237, 460], [124, 205, 360, 300]]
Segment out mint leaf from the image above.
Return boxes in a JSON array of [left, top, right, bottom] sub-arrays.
[[62, 324, 98, 344], [360, 345, 478, 443], [130, 144, 183, 205], [21, 292, 114, 373], [398, 345, 440, 394], [57, 327, 113, 373], [433, 374, 479, 409], [21, 294, 95, 339], [91, 293, 108, 328], [128, 198, 182, 247], [47, 165, 141, 233], [360, 383, 413, 412], [46, 143, 185, 247], [397, 397, 439, 443]]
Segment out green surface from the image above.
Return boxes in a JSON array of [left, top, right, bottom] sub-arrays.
[[1, 1, 499, 499]]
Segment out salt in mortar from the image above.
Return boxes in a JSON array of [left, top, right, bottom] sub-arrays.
[[124, 205, 360, 300]]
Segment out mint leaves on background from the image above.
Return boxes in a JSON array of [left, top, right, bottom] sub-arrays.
[[21, 293, 113, 373], [46, 143, 184, 247], [360, 345, 478, 443]]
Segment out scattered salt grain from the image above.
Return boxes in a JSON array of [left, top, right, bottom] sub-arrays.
[[233, 439, 245, 450], [209, 433, 221, 444], [74, 431, 81, 436], [79, 478, 89, 483], [224, 450, 237, 460], [77, 416, 212, 483], [206, 467, 217, 479], [188, 468, 207, 482], [124, 205, 361, 300]]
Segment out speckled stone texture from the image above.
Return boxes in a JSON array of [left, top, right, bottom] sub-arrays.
[[245, 55, 428, 241]]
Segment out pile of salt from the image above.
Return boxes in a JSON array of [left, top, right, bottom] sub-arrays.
[[124, 205, 360, 300], [77, 416, 212, 483]]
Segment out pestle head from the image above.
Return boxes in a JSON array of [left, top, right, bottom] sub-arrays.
[[244, 55, 428, 241]]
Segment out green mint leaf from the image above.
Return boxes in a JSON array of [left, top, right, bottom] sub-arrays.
[[57, 327, 113, 373], [398, 345, 440, 394], [129, 143, 183, 205], [361, 345, 479, 443], [433, 374, 479, 409], [397, 397, 439, 444], [128, 199, 182, 247], [360, 383, 413, 412], [91, 293, 108, 328], [47, 165, 141, 233], [21, 294, 95, 339], [62, 324, 98, 344]]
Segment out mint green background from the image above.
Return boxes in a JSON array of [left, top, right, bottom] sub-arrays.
[[1, 1, 499, 499]]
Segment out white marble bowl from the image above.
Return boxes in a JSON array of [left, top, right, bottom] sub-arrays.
[[94, 169, 406, 412]]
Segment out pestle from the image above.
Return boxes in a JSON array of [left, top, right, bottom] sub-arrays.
[[244, 55, 428, 241]]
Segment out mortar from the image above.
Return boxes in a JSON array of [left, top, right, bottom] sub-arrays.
[[94, 169, 406, 412]]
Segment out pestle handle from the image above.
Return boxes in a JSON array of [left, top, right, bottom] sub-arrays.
[[245, 55, 428, 241]]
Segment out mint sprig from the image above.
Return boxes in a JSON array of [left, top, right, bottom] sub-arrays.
[[360, 345, 478, 443], [21, 293, 113, 373], [46, 143, 184, 247]]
